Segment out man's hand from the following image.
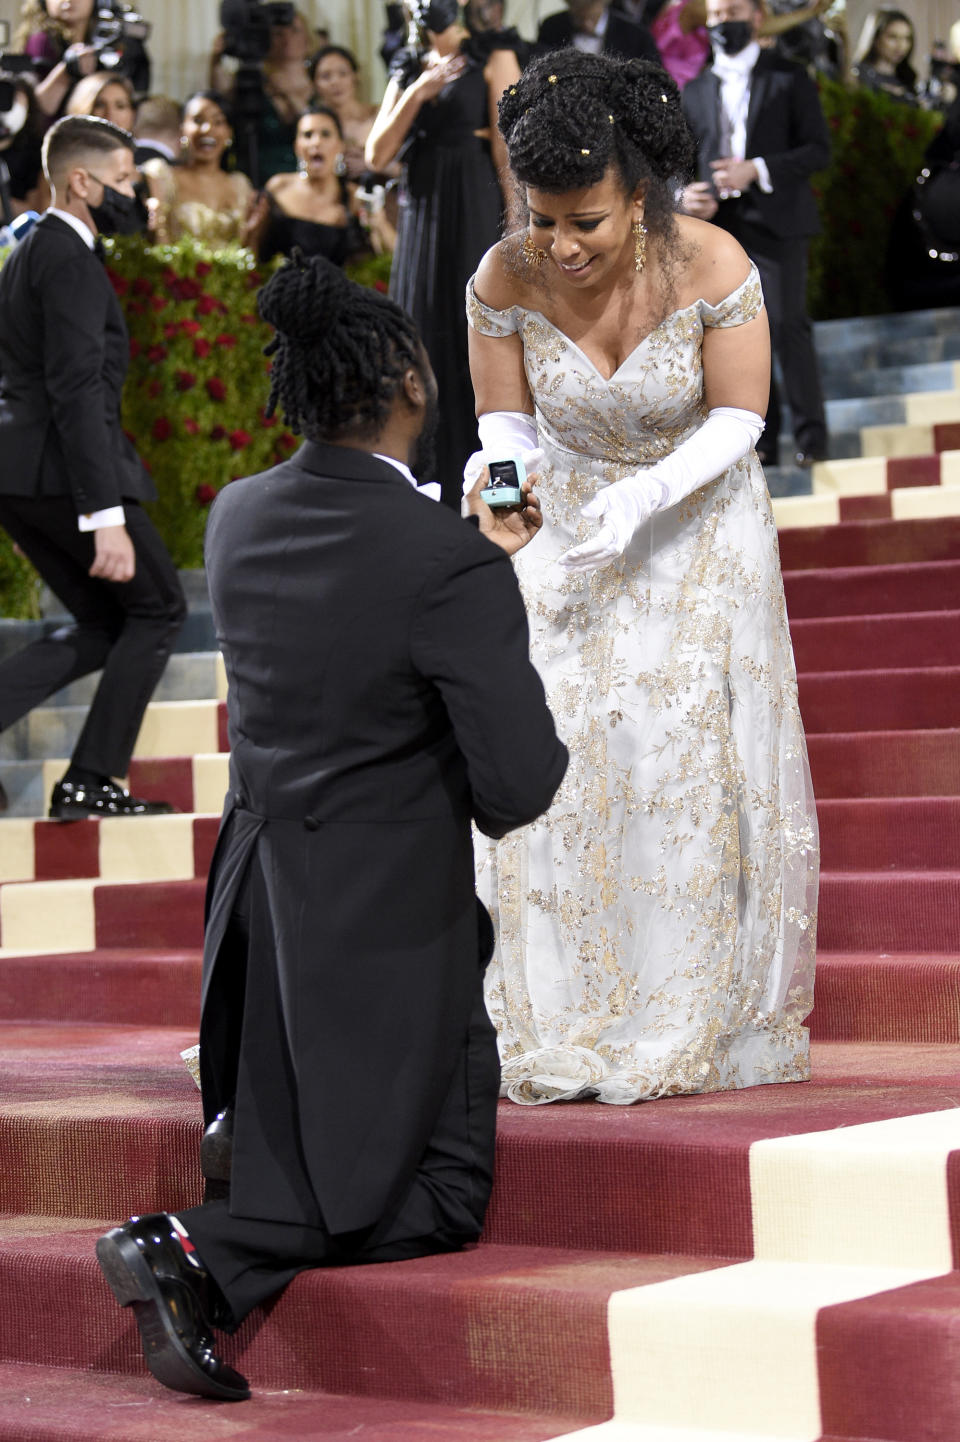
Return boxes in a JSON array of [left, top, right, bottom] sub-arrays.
[[463, 468, 543, 556], [90, 524, 136, 583], [680, 181, 719, 219], [710, 157, 759, 196]]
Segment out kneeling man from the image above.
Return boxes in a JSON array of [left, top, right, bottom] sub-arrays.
[[95, 254, 568, 1400]]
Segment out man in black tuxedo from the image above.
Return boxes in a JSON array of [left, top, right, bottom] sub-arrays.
[[132, 94, 181, 169], [95, 254, 568, 1402], [0, 116, 185, 818], [681, 0, 830, 466], [537, 0, 661, 63]]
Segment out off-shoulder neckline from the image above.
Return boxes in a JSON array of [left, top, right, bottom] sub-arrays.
[[469, 264, 760, 384]]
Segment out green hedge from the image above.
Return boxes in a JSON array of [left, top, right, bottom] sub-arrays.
[[808, 79, 942, 320], [0, 83, 945, 614]]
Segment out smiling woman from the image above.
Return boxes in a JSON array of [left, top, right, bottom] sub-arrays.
[[465, 47, 819, 1108], [141, 90, 257, 250]]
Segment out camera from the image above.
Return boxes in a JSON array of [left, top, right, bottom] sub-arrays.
[[64, 4, 151, 80], [481, 458, 526, 510], [0, 57, 34, 124], [220, 0, 296, 62]]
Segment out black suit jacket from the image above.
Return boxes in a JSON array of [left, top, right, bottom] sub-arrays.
[[536, 7, 661, 64], [0, 212, 153, 513], [199, 442, 568, 1235], [682, 49, 830, 239]]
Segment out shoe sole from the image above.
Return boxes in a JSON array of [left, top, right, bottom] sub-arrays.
[[95, 1230, 250, 1401]]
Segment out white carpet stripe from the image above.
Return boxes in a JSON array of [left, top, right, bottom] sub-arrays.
[[548, 1106, 959, 1442], [751, 1107, 960, 1270]]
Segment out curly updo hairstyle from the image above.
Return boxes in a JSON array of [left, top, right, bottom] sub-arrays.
[[498, 49, 696, 243], [259, 252, 422, 442]]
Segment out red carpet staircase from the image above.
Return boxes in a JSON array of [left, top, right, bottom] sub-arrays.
[[1, 450, 960, 1430]]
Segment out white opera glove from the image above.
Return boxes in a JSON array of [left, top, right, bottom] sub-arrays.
[[463, 410, 545, 495], [560, 406, 764, 575]]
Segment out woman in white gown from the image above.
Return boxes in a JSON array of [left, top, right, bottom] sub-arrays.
[[466, 49, 818, 1105]]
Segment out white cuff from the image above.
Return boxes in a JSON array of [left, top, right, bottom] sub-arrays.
[[78, 505, 125, 532], [751, 157, 772, 193]]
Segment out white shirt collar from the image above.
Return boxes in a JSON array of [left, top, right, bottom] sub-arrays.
[[373, 453, 441, 502], [46, 207, 95, 250], [139, 138, 176, 162], [711, 39, 761, 77]]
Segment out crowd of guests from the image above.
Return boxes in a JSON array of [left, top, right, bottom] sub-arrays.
[[1, 0, 958, 455]]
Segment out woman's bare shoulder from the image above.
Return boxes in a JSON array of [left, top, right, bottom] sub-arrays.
[[473, 236, 539, 311], [675, 214, 754, 306]]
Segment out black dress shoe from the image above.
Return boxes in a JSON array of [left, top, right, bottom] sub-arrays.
[[201, 1107, 234, 1183], [96, 1213, 249, 1401], [49, 779, 176, 820]]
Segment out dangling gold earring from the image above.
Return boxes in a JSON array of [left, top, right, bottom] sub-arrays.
[[633, 219, 647, 274], [522, 233, 545, 267]]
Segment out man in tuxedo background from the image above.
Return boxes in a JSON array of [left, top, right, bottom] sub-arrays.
[[681, 0, 830, 467], [0, 115, 184, 817], [132, 95, 182, 168], [95, 254, 568, 1402], [537, 0, 661, 63]]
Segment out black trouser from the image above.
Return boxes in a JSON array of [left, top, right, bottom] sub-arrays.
[[176, 859, 501, 1330], [0, 496, 185, 778], [715, 209, 828, 461]]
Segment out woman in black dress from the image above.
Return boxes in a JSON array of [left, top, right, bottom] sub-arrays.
[[256, 105, 376, 266], [366, 0, 522, 506]]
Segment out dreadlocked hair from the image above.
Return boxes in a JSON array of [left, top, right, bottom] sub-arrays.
[[498, 49, 696, 241], [258, 252, 422, 442]]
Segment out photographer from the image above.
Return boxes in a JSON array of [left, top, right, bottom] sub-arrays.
[[15, 0, 150, 120], [0, 67, 47, 220], [210, 4, 314, 185]]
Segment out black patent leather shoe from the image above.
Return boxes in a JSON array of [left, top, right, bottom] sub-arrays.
[[49, 779, 176, 820], [201, 1107, 234, 1183], [95, 1212, 249, 1401]]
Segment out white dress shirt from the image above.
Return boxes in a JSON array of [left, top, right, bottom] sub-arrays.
[[711, 42, 772, 193], [572, 8, 607, 53], [374, 453, 441, 502], [47, 206, 127, 534]]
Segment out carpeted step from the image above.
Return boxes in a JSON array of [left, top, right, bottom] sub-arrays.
[[807, 729, 960, 797], [817, 796, 960, 870], [821, 358, 960, 400], [0, 950, 201, 1025], [789, 609, 960, 673], [44, 651, 226, 709], [1, 1024, 959, 1254], [0, 1219, 716, 1417], [0, 1361, 589, 1442], [818, 871, 960, 952], [0, 699, 227, 767], [0, 752, 228, 820], [776, 515, 960, 570], [783, 558, 960, 618], [0, 815, 219, 885], [809, 954, 960, 1043], [799, 666, 960, 733], [0, 878, 206, 953]]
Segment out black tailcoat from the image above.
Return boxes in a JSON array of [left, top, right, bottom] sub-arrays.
[[200, 442, 567, 1238]]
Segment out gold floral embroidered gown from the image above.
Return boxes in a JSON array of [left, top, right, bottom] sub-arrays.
[[466, 264, 819, 1106]]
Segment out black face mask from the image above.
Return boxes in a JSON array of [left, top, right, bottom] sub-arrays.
[[708, 20, 755, 55], [87, 173, 148, 236], [412, 0, 461, 33]]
